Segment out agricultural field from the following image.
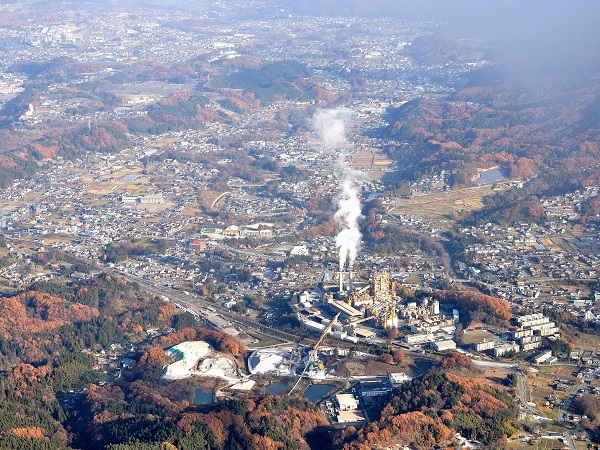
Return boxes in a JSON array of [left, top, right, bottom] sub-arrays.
[[573, 333, 600, 355], [389, 185, 495, 227], [507, 437, 567, 449]]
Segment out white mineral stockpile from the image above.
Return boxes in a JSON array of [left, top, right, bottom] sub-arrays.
[[248, 346, 296, 377], [162, 341, 238, 382]]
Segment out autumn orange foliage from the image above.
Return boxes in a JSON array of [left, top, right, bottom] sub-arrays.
[[434, 290, 510, 325], [153, 327, 246, 355], [5, 427, 46, 439], [440, 352, 473, 370], [334, 370, 517, 450], [138, 347, 168, 368], [0, 291, 99, 341]]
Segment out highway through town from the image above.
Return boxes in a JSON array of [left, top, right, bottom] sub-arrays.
[[25, 241, 303, 345], [114, 268, 302, 343]]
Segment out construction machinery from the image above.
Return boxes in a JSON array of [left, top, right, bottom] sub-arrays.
[[288, 313, 340, 395]]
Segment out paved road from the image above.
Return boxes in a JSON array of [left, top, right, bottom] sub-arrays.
[[563, 431, 576, 450], [115, 269, 300, 342], [213, 241, 267, 258], [558, 383, 585, 450], [472, 360, 534, 415], [558, 383, 585, 423], [473, 361, 525, 403], [473, 360, 580, 450], [210, 191, 232, 209], [472, 360, 518, 369]]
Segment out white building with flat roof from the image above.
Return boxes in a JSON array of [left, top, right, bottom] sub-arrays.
[[389, 372, 411, 385], [336, 393, 359, 411], [534, 350, 553, 364], [433, 340, 457, 352]]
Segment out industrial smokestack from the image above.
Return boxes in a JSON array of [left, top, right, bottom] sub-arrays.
[[339, 271, 344, 293]]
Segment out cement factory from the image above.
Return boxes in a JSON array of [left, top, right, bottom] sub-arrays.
[[296, 269, 454, 346], [247, 269, 458, 379]]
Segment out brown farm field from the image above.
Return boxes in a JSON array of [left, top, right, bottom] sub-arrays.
[[389, 185, 496, 227], [507, 437, 567, 449], [574, 332, 600, 353]]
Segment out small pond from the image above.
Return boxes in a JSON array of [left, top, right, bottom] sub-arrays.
[[193, 388, 213, 405], [475, 168, 507, 184], [265, 381, 287, 395], [303, 384, 335, 403]]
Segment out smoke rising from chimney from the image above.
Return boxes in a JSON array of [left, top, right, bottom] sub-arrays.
[[335, 179, 362, 270], [311, 108, 362, 271]]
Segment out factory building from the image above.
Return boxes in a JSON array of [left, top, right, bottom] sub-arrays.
[[432, 339, 457, 352], [358, 379, 393, 397], [336, 393, 359, 411], [388, 372, 411, 386]]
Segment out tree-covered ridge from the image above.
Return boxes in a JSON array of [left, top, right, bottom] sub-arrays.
[[384, 39, 600, 195], [208, 60, 316, 103], [71, 384, 327, 450], [0, 120, 131, 188], [0, 362, 69, 449], [124, 90, 227, 136], [385, 91, 600, 187], [0, 291, 100, 368], [0, 274, 176, 448], [336, 370, 518, 450], [433, 289, 511, 327], [0, 291, 99, 336], [102, 239, 173, 264], [27, 273, 172, 320]]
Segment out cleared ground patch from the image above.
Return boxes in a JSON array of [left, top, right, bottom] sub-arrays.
[[352, 150, 394, 180], [461, 329, 497, 345], [536, 365, 576, 378]]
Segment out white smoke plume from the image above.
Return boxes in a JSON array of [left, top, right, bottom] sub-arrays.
[[311, 108, 352, 147], [335, 179, 362, 270], [311, 108, 362, 271]]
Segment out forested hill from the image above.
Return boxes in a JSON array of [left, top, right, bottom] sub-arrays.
[[0, 56, 331, 189], [208, 60, 317, 103], [384, 37, 600, 190], [378, 1, 600, 193], [323, 352, 519, 450]]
